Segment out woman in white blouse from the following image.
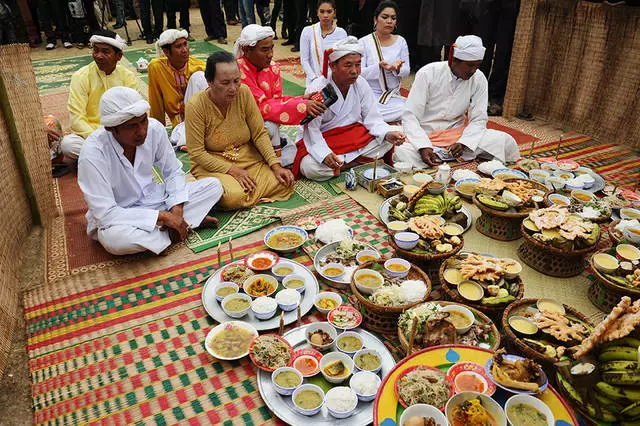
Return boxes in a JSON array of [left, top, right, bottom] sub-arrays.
[[358, 0, 410, 123], [299, 0, 348, 86]]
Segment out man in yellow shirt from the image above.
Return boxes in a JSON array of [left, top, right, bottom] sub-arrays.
[[148, 29, 206, 128], [61, 30, 138, 161]]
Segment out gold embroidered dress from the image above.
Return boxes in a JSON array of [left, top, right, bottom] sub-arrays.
[[185, 84, 294, 210]]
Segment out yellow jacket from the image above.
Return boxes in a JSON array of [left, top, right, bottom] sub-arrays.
[[148, 57, 206, 127], [68, 62, 138, 138]]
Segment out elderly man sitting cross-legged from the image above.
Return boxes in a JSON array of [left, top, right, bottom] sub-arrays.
[[291, 36, 406, 181], [78, 87, 223, 256]]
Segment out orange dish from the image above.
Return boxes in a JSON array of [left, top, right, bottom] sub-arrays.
[[246, 278, 276, 297], [251, 257, 274, 270]]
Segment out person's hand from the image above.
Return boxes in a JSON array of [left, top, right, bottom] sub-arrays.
[[385, 130, 406, 146], [419, 147, 442, 167], [302, 91, 318, 100], [158, 210, 189, 241], [228, 165, 257, 193], [322, 152, 343, 171], [170, 204, 184, 218], [448, 143, 465, 158], [306, 99, 327, 117], [47, 127, 63, 143], [272, 164, 295, 187], [390, 60, 404, 73]]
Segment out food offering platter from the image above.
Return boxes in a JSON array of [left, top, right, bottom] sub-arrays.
[[256, 323, 396, 425], [373, 345, 579, 425], [313, 240, 377, 289], [379, 195, 473, 233], [201, 259, 319, 331]]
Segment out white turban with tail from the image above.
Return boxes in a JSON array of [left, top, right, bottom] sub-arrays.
[[100, 87, 150, 127], [327, 36, 363, 63], [452, 35, 486, 61], [156, 29, 189, 57], [234, 24, 275, 58], [89, 34, 126, 51]]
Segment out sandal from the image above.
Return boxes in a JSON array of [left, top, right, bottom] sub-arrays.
[[487, 103, 503, 116]]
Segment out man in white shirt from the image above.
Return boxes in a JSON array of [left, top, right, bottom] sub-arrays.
[[78, 87, 223, 256], [292, 36, 406, 181], [394, 35, 520, 168]]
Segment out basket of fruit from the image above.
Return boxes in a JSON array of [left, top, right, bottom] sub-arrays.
[[589, 248, 640, 312], [473, 177, 550, 241]]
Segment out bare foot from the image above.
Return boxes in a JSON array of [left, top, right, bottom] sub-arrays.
[[200, 215, 219, 229]]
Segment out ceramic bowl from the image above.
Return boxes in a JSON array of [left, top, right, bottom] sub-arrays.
[[593, 253, 619, 274], [349, 371, 381, 402], [412, 173, 433, 185], [553, 169, 575, 180], [427, 181, 446, 195], [384, 258, 411, 278], [319, 351, 354, 384], [571, 189, 595, 204], [324, 386, 358, 419], [271, 367, 303, 396], [505, 394, 554, 426], [492, 168, 527, 180], [577, 173, 595, 189], [250, 296, 278, 320], [547, 193, 571, 207], [394, 232, 419, 250], [394, 162, 412, 172], [221, 293, 252, 318], [314, 291, 343, 316], [353, 268, 384, 295], [275, 289, 301, 312], [443, 223, 465, 237], [455, 178, 480, 197], [620, 208, 640, 221], [282, 274, 306, 293], [536, 298, 566, 315], [616, 244, 640, 262], [244, 250, 279, 271], [242, 274, 278, 298], [204, 321, 258, 360], [401, 404, 448, 426], [305, 322, 338, 351], [528, 169, 550, 183], [387, 220, 409, 234], [508, 315, 539, 336], [271, 261, 296, 281], [403, 184, 421, 199], [320, 263, 346, 281], [439, 304, 474, 334], [502, 258, 523, 279], [623, 226, 640, 244], [566, 179, 585, 191], [458, 280, 484, 302], [446, 392, 507, 426], [264, 226, 308, 253], [213, 281, 239, 303], [353, 348, 383, 374], [356, 249, 381, 264], [335, 331, 364, 357], [291, 384, 325, 416], [545, 176, 566, 191]]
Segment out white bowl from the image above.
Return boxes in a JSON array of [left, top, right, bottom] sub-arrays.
[[271, 366, 303, 396], [413, 173, 433, 185], [400, 404, 449, 426], [403, 185, 421, 199], [394, 232, 419, 250], [275, 288, 301, 311], [394, 162, 413, 172], [291, 384, 325, 416], [319, 351, 354, 384], [547, 194, 571, 207], [439, 304, 474, 334], [324, 386, 358, 419], [575, 166, 593, 176], [571, 189, 595, 204], [250, 296, 278, 320], [356, 249, 381, 264], [314, 291, 343, 316], [577, 174, 595, 189], [566, 180, 585, 191], [264, 225, 308, 253], [616, 244, 640, 262], [593, 253, 619, 274], [242, 274, 278, 298], [528, 169, 550, 183], [446, 392, 507, 426], [349, 370, 381, 402], [505, 394, 554, 426], [353, 348, 383, 374], [502, 258, 523, 279], [213, 281, 239, 303], [271, 261, 296, 281], [620, 208, 640, 221], [305, 322, 338, 351], [384, 258, 411, 278], [545, 176, 566, 191], [553, 169, 575, 180], [321, 263, 346, 281], [335, 331, 365, 357], [221, 293, 252, 318], [387, 221, 409, 234], [623, 226, 640, 244], [204, 321, 258, 360], [282, 273, 306, 293], [353, 268, 384, 295]]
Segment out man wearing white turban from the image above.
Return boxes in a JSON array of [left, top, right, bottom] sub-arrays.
[[292, 36, 406, 181], [148, 29, 206, 128], [77, 87, 223, 256], [394, 35, 520, 167], [236, 24, 327, 166], [60, 30, 138, 162]]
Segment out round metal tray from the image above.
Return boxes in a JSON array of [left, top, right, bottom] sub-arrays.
[[201, 259, 319, 331], [379, 195, 473, 232], [313, 241, 376, 289], [257, 324, 395, 425]]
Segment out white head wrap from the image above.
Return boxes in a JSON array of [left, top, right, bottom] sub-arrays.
[[156, 29, 189, 57], [452, 35, 486, 61], [234, 24, 275, 58], [100, 87, 150, 127], [89, 34, 127, 51], [327, 36, 363, 63]]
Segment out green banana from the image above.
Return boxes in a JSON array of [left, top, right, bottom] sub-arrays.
[[599, 346, 639, 362], [481, 295, 516, 305], [601, 361, 640, 372], [603, 371, 640, 386], [622, 401, 640, 418], [596, 382, 640, 403], [603, 338, 640, 349], [561, 378, 618, 422], [594, 392, 625, 412]]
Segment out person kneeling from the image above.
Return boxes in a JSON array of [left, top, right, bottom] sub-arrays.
[[78, 87, 223, 256], [292, 36, 406, 181]]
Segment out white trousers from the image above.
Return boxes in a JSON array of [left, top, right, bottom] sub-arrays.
[[96, 177, 223, 255], [265, 121, 297, 167], [300, 139, 393, 182], [60, 134, 85, 159], [170, 71, 209, 147], [393, 129, 520, 168]]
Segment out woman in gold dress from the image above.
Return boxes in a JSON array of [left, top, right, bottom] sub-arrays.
[[185, 51, 295, 210]]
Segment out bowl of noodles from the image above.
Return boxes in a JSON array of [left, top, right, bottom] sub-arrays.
[[394, 365, 454, 410], [264, 226, 308, 253], [205, 321, 258, 361], [445, 391, 507, 426]]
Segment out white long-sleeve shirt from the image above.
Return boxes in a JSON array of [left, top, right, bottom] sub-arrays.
[[78, 118, 189, 236], [359, 34, 410, 93], [299, 24, 348, 87], [402, 61, 489, 152], [299, 75, 391, 164]]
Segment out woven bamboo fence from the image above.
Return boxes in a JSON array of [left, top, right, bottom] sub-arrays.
[[503, 0, 640, 148], [0, 44, 58, 378]]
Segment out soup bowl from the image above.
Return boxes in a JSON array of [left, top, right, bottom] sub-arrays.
[[214, 281, 239, 303], [439, 304, 474, 334], [335, 331, 364, 357], [305, 322, 338, 352], [319, 351, 355, 384], [505, 394, 554, 426], [353, 268, 384, 295], [271, 260, 296, 281], [353, 348, 383, 374], [400, 404, 448, 426], [242, 274, 278, 298], [620, 208, 640, 221], [623, 226, 640, 244], [394, 232, 419, 250], [221, 293, 252, 318], [314, 291, 343, 316], [204, 320, 258, 360], [271, 366, 303, 396], [446, 392, 507, 426], [264, 226, 308, 253], [292, 384, 325, 416], [282, 274, 306, 293], [350, 370, 382, 402], [384, 258, 411, 278]]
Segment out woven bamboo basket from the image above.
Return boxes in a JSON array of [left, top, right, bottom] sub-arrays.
[[438, 256, 525, 320], [502, 298, 593, 369], [587, 251, 640, 312], [474, 178, 550, 241], [407, 182, 439, 211], [397, 301, 501, 357], [518, 222, 597, 277], [350, 260, 432, 335], [608, 219, 624, 246]]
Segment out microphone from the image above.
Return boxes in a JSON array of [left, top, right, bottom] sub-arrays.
[[300, 83, 338, 125]]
